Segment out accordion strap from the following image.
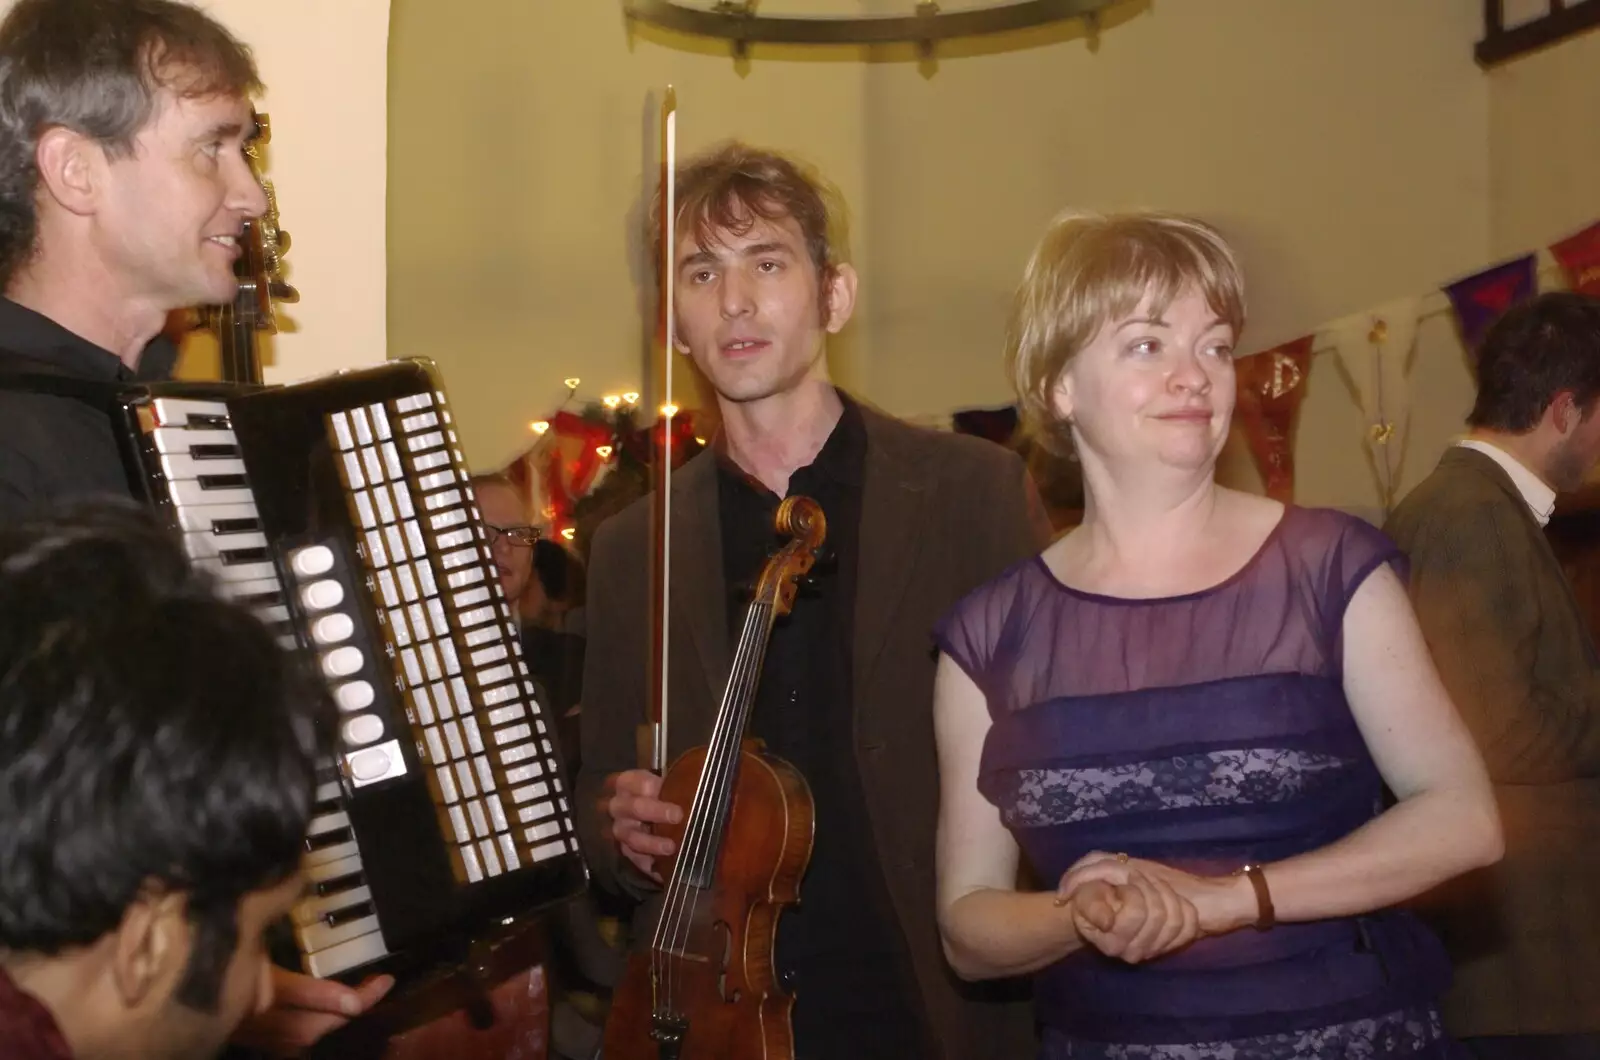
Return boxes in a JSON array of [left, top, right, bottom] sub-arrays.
[[0, 346, 123, 412], [0, 369, 122, 411]]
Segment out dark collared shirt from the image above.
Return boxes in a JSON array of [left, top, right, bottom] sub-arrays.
[[0, 296, 176, 522], [717, 394, 932, 1058]]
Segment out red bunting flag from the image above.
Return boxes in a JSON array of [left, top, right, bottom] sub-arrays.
[[1551, 221, 1600, 297], [1235, 335, 1314, 502]]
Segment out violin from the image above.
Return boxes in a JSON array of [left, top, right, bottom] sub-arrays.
[[602, 495, 825, 1060]]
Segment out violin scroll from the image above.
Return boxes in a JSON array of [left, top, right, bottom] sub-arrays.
[[753, 496, 827, 618]]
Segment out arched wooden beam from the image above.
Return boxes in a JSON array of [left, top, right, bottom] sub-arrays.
[[623, 0, 1121, 46]]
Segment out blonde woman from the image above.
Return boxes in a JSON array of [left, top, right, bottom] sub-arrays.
[[932, 211, 1502, 1058]]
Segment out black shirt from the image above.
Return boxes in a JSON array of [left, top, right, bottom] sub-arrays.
[[0, 297, 176, 522], [716, 394, 933, 1059]]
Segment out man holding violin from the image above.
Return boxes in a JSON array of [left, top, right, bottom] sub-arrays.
[[579, 140, 1052, 1059]]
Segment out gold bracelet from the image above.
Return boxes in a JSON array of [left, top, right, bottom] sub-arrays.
[[1233, 863, 1275, 931]]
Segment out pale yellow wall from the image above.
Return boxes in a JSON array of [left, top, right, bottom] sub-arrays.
[[1484, 24, 1600, 488], [194, 0, 391, 385], [388, 0, 1498, 517], [855, 0, 1491, 518], [1487, 26, 1600, 258], [387, 1, 873, 471]]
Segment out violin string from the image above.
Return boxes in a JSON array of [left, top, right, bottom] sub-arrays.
[[707, 616, 773, 844], [659, 596, 771, 1017], [651, 600, 767, 1018], [658, 601, 765, 1017], [655, 595, 773, 1016], [681, 598, 774, 893], [661, 600, 765, 944]]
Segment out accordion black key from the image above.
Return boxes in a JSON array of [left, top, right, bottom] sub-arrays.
[[110, 358, 589, 983]]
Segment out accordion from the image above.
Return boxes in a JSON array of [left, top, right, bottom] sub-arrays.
[[109, 358, 588, 985]]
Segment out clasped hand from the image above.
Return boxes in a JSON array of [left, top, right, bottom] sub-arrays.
[[1057, 851, 1253, 965]]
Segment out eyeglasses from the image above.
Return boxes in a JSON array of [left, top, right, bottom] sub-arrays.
[[484, 523, 541, 548]]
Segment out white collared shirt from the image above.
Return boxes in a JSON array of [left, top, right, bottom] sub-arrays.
[[1454, 439, 1557, 527]]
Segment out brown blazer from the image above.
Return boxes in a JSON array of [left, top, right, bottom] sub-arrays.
[[1384, 446, 1600, 1036], [576, 400, 1053, 1059]]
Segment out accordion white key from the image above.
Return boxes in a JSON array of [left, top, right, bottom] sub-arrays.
[[110, 358, 589, 984]]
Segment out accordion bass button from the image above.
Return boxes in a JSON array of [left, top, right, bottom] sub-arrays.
[[335, 680, 375, 712], [301, 580, 344, 611], [312, 613, 355, 644], [347, 746, 391, 782], [343, 714, 384, 746], [290, 545, 335, 578], [321, 646, 363, 679]]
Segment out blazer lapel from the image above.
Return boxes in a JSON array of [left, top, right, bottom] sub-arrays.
[[669, 453, 731, 733], [854, 409, 930, 700]]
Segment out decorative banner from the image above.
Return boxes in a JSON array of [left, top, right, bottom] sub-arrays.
[[1551, 221, 1600, 297], [539, 411, 614, 532], [1235, 335, 1314, 502], [1444, 254, 1538, 352], [952, 405, 1020, 447], [1324, 296, 1422, 513]]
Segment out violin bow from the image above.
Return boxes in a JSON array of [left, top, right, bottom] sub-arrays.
[[646, 86, 678, 774]]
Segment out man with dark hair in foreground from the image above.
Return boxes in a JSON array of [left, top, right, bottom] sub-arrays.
[[0, 500, 335, 1060]]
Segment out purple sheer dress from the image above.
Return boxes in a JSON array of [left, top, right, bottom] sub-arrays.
[[935, 506, 1462, 1059]]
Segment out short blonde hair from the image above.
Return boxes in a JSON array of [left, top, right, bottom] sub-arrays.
[[1006, 209, 1246, 454]]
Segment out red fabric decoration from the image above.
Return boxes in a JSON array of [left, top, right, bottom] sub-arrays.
[[1235, 335, 1314, 502], [539, 411, 614, 533], [1551, 221, 1600, 297]]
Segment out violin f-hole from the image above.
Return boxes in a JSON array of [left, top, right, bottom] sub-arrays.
[[712, 919, 740, 1003]]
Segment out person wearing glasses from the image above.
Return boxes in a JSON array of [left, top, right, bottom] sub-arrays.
[[472, 472, 586, 745]]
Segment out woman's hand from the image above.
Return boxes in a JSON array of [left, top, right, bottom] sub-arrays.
[[1058, 865, 1201, 964], [1058, 851, 1258, 960]]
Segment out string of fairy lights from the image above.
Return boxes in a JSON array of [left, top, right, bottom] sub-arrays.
[[518, 378, 704, 542], [525, 377, 683, 440]]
